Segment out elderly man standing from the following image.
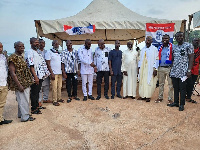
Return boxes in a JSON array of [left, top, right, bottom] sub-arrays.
[[168, 32, 194, 111], [8, 41, 35, 122], [78, 39, 96, 101], [122, 40, 138, 99], [25, 37, 50, 114], [155, 34, 173, 104], [0, 42, 12, 125], [45, 40, 64, 106], [109, 40, 123, 99], [94, 39, 111, 100], [138, 36, 158, 102], [61, 40, 80, 103]]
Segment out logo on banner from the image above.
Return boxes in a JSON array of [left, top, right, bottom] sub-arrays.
[[146, 23, 175, 47]]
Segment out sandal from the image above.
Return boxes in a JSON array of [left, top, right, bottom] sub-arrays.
[[191, 99, 197, 104], [57, 99, 64, 103], [43, 100, 53, 103], [53, 102, 60, 106], [155, 99, 163, 103], [167, 100, 173, 104]]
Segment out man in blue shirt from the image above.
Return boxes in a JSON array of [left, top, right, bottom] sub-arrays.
[[109, 40, 122, 99], [155, 34, 173, 104]]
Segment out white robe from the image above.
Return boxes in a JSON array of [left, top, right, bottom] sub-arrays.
[[138, 45, 159, 98], [122, 49, 138, 97]]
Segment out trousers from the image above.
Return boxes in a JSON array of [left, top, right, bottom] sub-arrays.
[[81, 74, 93, 96]]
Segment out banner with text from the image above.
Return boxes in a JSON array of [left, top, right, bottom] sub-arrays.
[[146, 23, 175, 47]]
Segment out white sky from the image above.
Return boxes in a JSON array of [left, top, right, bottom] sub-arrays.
[[0, 0, 200, 53]]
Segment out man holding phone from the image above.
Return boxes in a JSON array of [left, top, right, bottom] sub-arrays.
[[94, 39, 111, 100]]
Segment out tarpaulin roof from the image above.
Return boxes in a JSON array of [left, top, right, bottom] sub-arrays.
[[35, 0, 185, 45]]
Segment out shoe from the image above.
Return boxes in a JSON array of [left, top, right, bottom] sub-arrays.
[[38, 106, 46, 109], [31, 109, 42, 114], [155, 99, 163, 103], [146, 98, 151, 102], [167, 102, 179, 107], [117, 95, 122, 98], [179, 105, 184, 111], [104, 95, 109, 99], [137, 97, 146, 100], [22, 117, 36, 122], [67, 98, 71, 103], [73, 97, 80, 101], [88, 95, 95, 100], [83, 96, 87, 101], [58, 99, 64, 103], [96, 96, 101, 100], [53, 102, 60, 106], [131, 96, 135, 99], [0, 119, 13, 125], [123, 96, 128, 99], [111, 95, 114, 99]]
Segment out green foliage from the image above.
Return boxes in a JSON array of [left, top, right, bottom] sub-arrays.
[[189, 30, 200, 43]]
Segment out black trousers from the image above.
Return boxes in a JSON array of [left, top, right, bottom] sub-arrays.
[[30, 79, 43, 111], [171, 77, 186, 106], [111, 74, 122, 96], [66, 73, 77, 97], [96, 71, 109, 96], [186, 75, 198, 99]]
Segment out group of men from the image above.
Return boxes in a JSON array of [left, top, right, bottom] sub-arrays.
[[0, 31, 200, 125]]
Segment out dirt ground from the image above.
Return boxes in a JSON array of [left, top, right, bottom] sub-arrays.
[[0, 80, 200, 150]]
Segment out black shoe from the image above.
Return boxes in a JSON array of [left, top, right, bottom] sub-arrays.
[[117, 95, 122, 98], [22, 117, 36, 122], [179, 105, 184, 111], [67, 98, 72, 103], [104, 95, 109, 99], [123, 96, 128, 99], [111, 95, 114, 99], [96, 96, 101, 100], [88, 95, 95, 100], [0, 119, 13, 125], [83, 96, 87, 101], [167, 102, 179, 107]]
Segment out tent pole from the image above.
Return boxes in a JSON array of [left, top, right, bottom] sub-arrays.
[[187, 14, 193, 42]]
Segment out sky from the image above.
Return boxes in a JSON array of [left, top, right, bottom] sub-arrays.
[[0, 0, 200, 53]]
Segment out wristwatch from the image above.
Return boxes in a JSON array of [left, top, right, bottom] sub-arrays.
[[188, 69, 191, 72]]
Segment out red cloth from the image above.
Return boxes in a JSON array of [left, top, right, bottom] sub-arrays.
[[191, 48, 200, 75]]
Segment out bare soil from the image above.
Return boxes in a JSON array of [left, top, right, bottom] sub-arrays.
[[0, 81, 200, 150]]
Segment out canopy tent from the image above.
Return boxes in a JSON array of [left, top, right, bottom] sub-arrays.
[[193, 10, 200, 28], [35, 0, 185, 46]]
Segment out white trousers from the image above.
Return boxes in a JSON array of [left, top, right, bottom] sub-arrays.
[[81, 74, 93, 96], [16, 87, 30, 121]]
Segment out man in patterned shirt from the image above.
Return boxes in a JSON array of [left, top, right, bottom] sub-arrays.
[[38, 39, 51, 107], [25, 37, 50, 114], [61, 40, 80, 103], [168, 32, 194, 111], [94, 39, 111, 100], [8, 41, 35, 122]]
